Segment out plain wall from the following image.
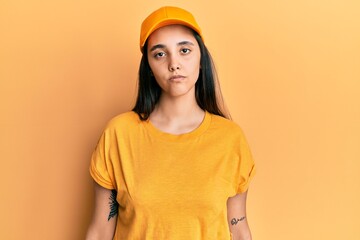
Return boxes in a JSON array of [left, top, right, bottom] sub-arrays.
[[0, 0, 359, 239]]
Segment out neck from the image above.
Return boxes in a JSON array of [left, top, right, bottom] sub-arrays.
[[154, 93, 203, 120], [149, 93, 205, 134]]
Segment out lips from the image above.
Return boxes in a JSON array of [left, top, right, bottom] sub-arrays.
[[169, 75, 185, 81]]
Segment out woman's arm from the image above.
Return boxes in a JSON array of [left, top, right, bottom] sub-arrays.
[[227, 191, 252, 240], [86, 182, 118, 240]]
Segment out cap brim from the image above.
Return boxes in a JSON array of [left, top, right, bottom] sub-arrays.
[[140, 19, 202, 52]]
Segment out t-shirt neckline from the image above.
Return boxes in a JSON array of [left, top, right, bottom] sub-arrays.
[[144, 111, 211, 142]]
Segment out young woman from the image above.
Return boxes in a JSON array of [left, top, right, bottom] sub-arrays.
[[86, 6, 256, 240]]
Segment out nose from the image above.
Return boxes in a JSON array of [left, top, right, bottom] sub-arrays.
[[168, 54, 181, 72], [169, 65, 180, 71]]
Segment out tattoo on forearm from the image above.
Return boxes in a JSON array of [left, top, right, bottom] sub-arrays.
[[108, 190, 119, 221], [231, 216, 246, 225]]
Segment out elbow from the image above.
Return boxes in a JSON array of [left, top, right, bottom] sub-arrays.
[[85, 229, 112, 240], [241, 234, 252, 240], [231, 230, 252, 240], [85, 230, 99, 240], [234, 235, 252, 240], [242, 235, 252, 240]]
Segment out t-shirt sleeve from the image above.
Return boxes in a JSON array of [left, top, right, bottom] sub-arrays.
[[89, 128, 116, 190], [236, 129, 256, 194]]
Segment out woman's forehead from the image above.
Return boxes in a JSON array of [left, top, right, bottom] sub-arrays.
[[147, 25, 196, 45]]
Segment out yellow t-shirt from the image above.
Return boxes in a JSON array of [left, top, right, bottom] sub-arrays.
[[90, 111, 256, 240]]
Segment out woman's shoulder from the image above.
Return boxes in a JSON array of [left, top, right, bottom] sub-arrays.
[[209, 113, 247, 138], [105, 111, 141, 130], [210, 114, 241, 129]]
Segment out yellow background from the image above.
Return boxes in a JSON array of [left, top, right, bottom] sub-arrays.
[[1, 0, 359, 239]]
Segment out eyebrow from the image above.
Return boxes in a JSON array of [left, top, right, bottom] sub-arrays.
[[149, 41, 195, 52]]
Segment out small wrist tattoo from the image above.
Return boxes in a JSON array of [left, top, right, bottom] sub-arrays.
[[108, 190, 119, 221], [231, 216, 246, 225]]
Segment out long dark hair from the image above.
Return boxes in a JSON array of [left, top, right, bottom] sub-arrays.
[[132, 30, 229, 120]]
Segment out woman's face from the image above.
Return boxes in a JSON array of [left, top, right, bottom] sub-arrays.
[[147, 25, 201, 98]]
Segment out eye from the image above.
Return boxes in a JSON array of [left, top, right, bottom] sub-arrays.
[[180, 48, 191, 54], [154, 51, 166, 58]]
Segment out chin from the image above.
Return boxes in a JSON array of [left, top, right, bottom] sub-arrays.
[[164, 86, 195, 98]]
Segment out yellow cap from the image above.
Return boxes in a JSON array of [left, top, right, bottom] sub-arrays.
[[140, 6, 203, 52]]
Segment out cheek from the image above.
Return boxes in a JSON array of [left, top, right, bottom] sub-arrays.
[[148, 59, 166, 76], [190, 57, 201, 76], [148, 60, 155, 73], [147, 61, 164, 85], [192, 51, 201, 70]]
